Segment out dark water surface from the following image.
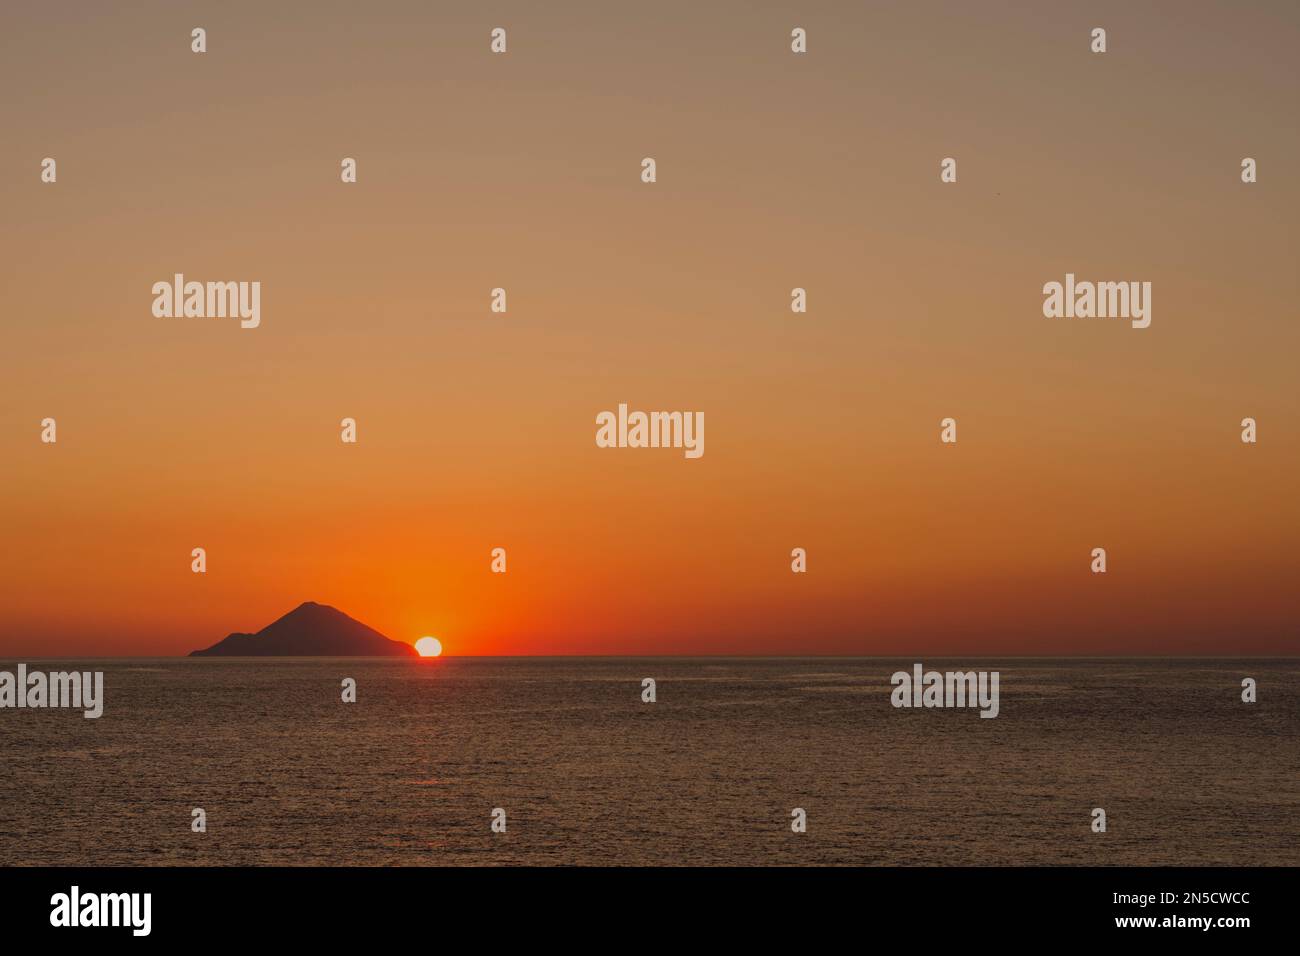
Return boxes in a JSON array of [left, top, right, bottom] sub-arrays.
[[1, 658, 1296, 865]]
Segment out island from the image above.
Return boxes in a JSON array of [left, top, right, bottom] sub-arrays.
[[189, 601, 418, 657]]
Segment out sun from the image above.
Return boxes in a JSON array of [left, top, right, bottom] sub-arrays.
[[414, 636, 443, 658]]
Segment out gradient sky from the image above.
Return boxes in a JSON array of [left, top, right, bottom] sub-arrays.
[[2, 1, 1297, 656]]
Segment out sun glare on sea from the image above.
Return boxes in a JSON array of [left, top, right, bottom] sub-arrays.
[[415, 636, 443, 658]]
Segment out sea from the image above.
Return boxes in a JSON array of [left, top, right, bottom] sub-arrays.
[[1, 658, 1296, 866]]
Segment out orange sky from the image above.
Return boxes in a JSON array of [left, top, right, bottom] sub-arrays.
[[2, 1, 1297, 656]]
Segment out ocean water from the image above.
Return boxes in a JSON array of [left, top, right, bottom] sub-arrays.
[[1, 658, 1296, 866]]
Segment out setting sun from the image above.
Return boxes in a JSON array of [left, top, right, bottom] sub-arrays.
[[414, 636, 442, 658]]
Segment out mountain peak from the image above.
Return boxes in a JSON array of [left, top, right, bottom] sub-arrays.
[[188, 603, 417, 657]]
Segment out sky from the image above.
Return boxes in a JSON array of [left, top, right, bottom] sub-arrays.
[[1, 1, 1297, 656]]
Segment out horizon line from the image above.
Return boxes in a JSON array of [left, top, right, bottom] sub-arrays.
[[3, 653, 1297, 661]]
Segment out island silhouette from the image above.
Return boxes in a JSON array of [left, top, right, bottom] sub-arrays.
[[189, 601, 417, 657]]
